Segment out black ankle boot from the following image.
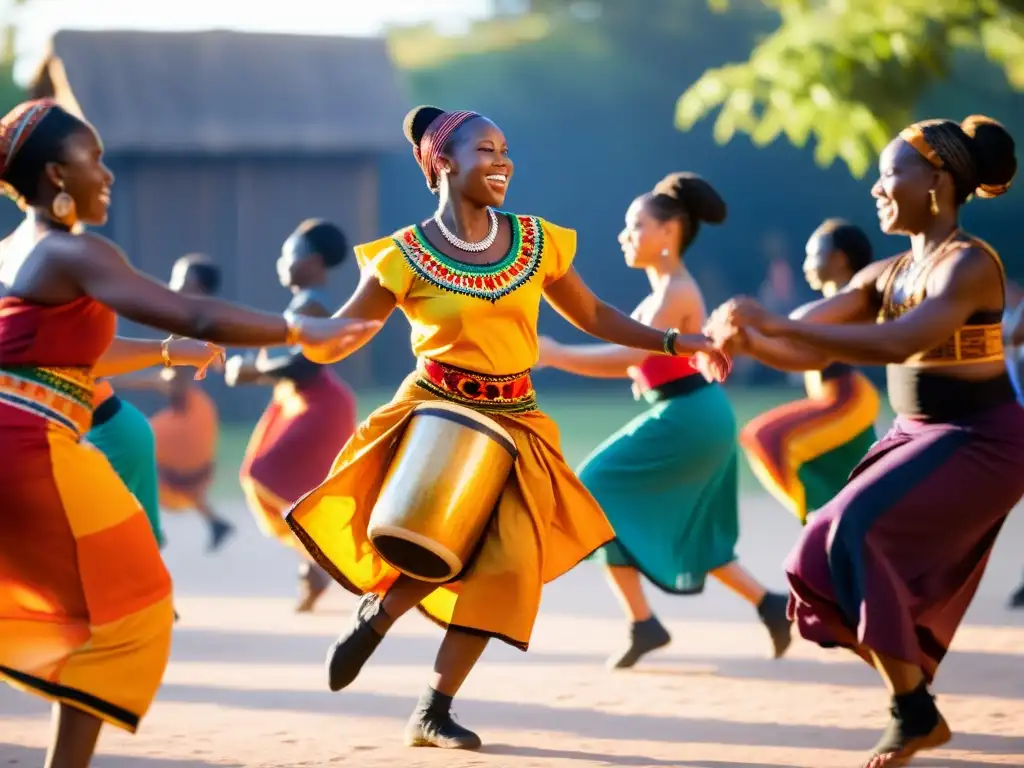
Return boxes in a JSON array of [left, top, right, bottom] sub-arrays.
[[757, 592, 793, 659], [1009, 576, 1024, 609], [866, 682, 950, 766], [607, 615, 671, 669], [404, 687, 482, 750], [325, 593, 386, 692]]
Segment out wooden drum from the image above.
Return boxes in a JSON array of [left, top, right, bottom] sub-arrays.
[[367, 401, 518, 582]]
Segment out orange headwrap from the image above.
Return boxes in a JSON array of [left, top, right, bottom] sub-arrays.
[[0, 99, 59, 206]]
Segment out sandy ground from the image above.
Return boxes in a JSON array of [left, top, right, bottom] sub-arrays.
[[2, 495, 1023, 768]]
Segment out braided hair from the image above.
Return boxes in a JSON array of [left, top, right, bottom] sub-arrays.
[[899, 115, 1016, 205], [0, 100, 87, 208], [812, 218, 873, 273], [644, 172, 727, 250]]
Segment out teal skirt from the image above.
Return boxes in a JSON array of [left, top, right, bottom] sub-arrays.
[[86, 397, 165, 548], [579, 380, 738, 594]]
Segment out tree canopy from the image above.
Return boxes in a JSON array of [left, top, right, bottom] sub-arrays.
[[677, 0, 1024, 178]]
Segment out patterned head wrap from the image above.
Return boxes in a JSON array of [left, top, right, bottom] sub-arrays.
[[413, 110, 481, 193], [0, 99, 59, 206]]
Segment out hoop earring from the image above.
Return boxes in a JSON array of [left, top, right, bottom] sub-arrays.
[[928, 189, 940, 216], [52, 183, 75, 221]]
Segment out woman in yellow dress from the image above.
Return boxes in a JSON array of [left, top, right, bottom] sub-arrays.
[[286, 105, 731, 750]]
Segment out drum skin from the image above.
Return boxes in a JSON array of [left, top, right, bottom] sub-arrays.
[[367, 401, 518, 582]]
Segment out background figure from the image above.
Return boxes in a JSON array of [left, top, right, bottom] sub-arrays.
[[115, 254, 233, 552], [540, 172, 791, 669], [229, 219, 358, 612], [740, 219, 880, 525]]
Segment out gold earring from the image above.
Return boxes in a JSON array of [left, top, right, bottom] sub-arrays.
[[52, 182, 75, 220], [928, 189, 939, 216]]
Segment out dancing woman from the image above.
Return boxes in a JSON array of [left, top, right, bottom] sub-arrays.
[[0, 99, 374, 768], [740, 219, 880, 525], [284, 106, 730, 750], [539, 173, 791, 669], [114, 254, 234, 552], [229, 219, 357, 611], [1005, 280, 1024, 609], [706, 115, 1021, 767]]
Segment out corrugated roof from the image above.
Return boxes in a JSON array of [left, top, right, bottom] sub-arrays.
[[31, 29, 410, 154]]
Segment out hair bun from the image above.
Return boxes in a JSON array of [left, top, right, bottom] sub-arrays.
[[653, 171, 727, 225], [961, 114, 1016, 198], [403, 105, 444, 148]]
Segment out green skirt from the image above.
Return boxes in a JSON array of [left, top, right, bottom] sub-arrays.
[[798, 425, 877, 514], [579, 380, 738, 594], [86, 397, 165, 548]]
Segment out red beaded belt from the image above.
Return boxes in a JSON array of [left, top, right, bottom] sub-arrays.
[[416, 358, 537, 413]]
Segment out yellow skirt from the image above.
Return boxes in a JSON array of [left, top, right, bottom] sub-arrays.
[[287, 373, 614, 650]]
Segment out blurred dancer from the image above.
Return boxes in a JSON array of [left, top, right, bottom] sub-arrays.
[[0, 99, 373, 768], [540, 173, 791, 669], [229, 219, 357, 611], [1005, 279, 1024, 609], [114, 254, 232, 552], [740, 219, 880, 525], [706, 115, 1021, 767]]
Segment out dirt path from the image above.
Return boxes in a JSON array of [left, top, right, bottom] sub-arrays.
[[3, 496, 1022, 767]]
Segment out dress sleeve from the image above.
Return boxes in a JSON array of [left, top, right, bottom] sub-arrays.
[[354, 236, 414, 304], [540, 218, 577, 285]]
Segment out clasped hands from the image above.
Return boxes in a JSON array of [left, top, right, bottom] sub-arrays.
[[692, 297, 780, 383]]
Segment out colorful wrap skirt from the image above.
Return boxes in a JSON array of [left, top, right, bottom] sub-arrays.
[[0, 366, 174, 732], [785, 399, 1024, 681], [286, 359, 615, 650], [150, 386, 218, 511], [740, 366, 880, 524], [241, 369, 356, 547], [579, 377, 740, 594]]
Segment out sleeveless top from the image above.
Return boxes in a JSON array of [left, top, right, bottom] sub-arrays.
[[0, 295, 117, 434], [877, 233, 1012, 418]]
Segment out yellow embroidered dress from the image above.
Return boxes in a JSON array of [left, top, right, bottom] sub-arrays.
[[287, 213, 614, 649]]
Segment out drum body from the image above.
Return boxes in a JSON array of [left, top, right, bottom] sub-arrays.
[[367, 401, 518, 582]]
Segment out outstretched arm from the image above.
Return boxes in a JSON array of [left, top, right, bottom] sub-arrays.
[[93, 336, 224, 379], [541, 280, 703, 378], [300, 270, 396, 364], [543, 267, 716, 357], [742, 249, 998, 365]]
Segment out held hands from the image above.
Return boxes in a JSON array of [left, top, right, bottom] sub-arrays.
[[703, 297, 783, 349], [165, 338, 227, 381]]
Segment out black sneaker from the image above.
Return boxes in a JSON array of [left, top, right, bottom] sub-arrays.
[[757, 592, 793, 659], [325, 593, 385, 692], [1009, 578, 1024, 609], [208, 518, 235, 553], [607, 615, 671, 669], [405, 709, 482, 750]]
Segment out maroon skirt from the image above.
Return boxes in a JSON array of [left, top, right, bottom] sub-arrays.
[[240, 369, 356, 508], [785, 400, 1024, 681]]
